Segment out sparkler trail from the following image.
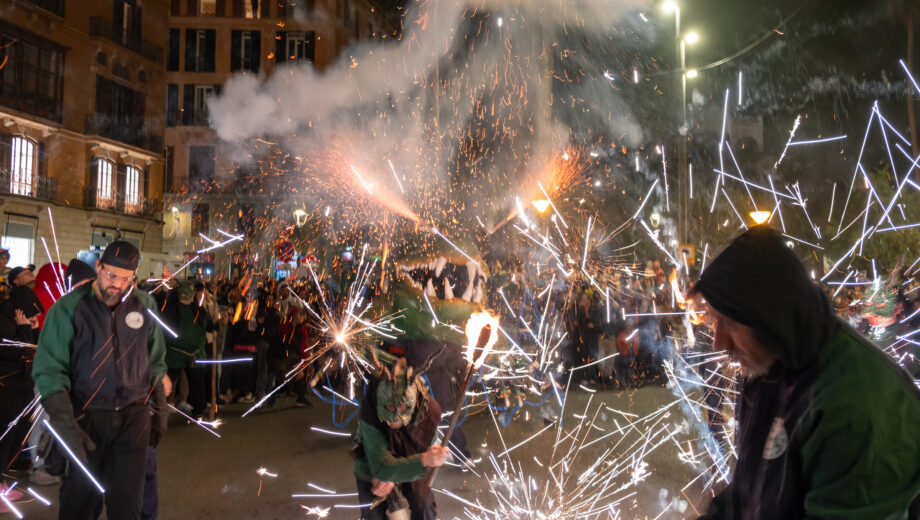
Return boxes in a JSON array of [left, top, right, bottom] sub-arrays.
[[167, 404, 222, 437], [43, 419, 106, 493]]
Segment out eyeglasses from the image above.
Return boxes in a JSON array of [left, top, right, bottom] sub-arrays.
[[101, 268, 135, 284]]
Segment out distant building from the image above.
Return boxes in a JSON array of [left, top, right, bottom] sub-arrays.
[[162, 0, 396, 280], [0, 0, 169, 278]]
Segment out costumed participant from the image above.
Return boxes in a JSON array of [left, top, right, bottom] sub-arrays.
[[353, 358, 448, 520]]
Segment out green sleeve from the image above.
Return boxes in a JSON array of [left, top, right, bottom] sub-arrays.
[[357, 420, 427, 483], [800, 389, 920, 518], [139, 291, 167, 386], [32, 298, 77, 399]]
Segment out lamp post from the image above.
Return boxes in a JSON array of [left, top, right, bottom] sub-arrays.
[[665, 0, 698, 245]]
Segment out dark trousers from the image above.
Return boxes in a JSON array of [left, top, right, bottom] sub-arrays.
[[59, 403, 150, 520], [141, 446, 157, 520], [356, 477, 436, 520], [185, 366, 208, 416], [0, 377, 34, 470]]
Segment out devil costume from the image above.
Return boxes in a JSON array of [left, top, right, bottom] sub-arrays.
[[353, 364, 441, 520]]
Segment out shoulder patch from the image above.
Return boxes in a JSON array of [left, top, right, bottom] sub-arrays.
[[125, 311, 145, 329], [762, 417, 788, 460]]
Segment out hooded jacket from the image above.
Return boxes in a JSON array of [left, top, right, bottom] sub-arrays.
[[695, 226, 920, 519]]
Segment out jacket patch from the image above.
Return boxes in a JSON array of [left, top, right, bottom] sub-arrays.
[[762, 417, 788, 460], [125, 311, 145, 329]]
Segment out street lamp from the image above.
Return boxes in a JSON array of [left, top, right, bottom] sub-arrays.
[[749, 210, 771, 225], [685, 68, 698, 79], [684, 31, 699, 44], [294, 209, 307, 226]]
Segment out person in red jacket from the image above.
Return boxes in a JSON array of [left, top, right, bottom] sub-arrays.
[[32, 262, 66, 329]]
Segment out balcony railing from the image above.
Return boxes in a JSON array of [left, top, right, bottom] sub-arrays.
[[88, 16, 163, 64], [0, 168, 57, 201], [85, 114, 163, 154], [83, 187, 161, 217]]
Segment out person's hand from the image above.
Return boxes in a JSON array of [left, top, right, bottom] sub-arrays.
[[421, 445, 449, 467], [370, 478, 395, 497], [14, 309, 30, 326], [162, 374, 173, 397]]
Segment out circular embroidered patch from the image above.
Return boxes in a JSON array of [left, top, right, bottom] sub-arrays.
[[125, 311, 145, 329]]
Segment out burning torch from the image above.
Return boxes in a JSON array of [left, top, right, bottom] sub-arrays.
[[426, 311, 498, 487]]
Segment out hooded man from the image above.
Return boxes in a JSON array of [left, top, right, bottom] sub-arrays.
[[693, 226, 920, 519], [353, 359, 449, 520], [32, 241, 168, 520]]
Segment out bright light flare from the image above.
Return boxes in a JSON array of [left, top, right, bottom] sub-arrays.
[[749, 210, 771, 225], [532, 199, 551, 214], [464, 312, 499, 368]]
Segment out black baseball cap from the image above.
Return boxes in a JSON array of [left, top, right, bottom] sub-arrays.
[[100, 241, 140, 271], [8, 265, 35, 282]]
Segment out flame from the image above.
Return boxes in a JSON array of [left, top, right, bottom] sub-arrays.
[[670, 269, 687, 309], [464, 311, 499, 369], [232, 302, 242, 324]]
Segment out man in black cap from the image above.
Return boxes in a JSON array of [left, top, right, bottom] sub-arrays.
[[693, 226, 920, 519], [32, 241, 168, 520], [9, 264, 36, 289]]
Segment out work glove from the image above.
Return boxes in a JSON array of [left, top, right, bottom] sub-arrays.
[[41, 392, 96, 470], [149, 384, 168, 448]]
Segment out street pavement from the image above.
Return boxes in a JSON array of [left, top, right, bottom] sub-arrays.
[[10, 384, 718, 519]]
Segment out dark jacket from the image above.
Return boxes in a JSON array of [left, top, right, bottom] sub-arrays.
[[163, 299, 214, 369], [696, 226, 920, 519], [33, 284, 166, 411]]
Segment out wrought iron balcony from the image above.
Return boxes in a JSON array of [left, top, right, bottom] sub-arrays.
[[85, 114, 163, 154], [88, 16, 163, 64], [83, 187, 161, 217], [0, 168, 57, 201]]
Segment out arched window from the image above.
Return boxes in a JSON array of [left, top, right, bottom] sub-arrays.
[[95, 158, 114, 200], [10, 136, 37, 196], [125, 165, 142, 207]]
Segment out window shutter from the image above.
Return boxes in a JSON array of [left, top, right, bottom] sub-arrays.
[[168, 29, 180, 71], [275, 31, 285, 63], [260, 0, 270, 18], [184, 29, 196, 71], [204, 30, 216, 72], [133, 5, 143, 42], [38, 141, 46, 180], [232, 0, 243, 17], [183, 84, 195, 125], [216, 0, 225, 16], [166, 84, 178, 127], [230, 30, 241, 72], [187, 0, 197, 16], [251, 30, 261, 73], [170, 0, 181, 16], [113, 0, 125, 34]]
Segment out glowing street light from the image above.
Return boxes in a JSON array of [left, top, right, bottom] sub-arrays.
[[684, 31, 699, 44], [749, 210, 771, 225], [532, 199, 551, 214], [685, 68, 698, 79], [294, 209, 307, 226], [662, 0, 678, 13]]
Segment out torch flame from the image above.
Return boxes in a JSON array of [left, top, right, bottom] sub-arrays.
[[464, 311, 499, 369], [670, 269, 687, 309]]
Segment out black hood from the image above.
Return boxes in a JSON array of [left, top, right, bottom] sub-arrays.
[[693, 226, 838, 371]]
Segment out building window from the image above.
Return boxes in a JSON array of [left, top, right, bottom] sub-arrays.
[[2, 216, 36, 267], [182, 84, 215, 125], [188, 146, 215, 191], [184, 29, 216, 72], [95, 158, 114, 201], [199, 0, 216, 15], [276, 31, 314, 63], [231, 30, 260, 73], [244, 0, 261, 19], [25, 0, 65, 18], [0, 24, 64, 122], [93, 75, 146, 147], [125, 165, 141, 206], [192, 203, 210, 235], [10, 137, 37, 197], [167, 29, 180, 71], [167, 84, 179, 127]]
